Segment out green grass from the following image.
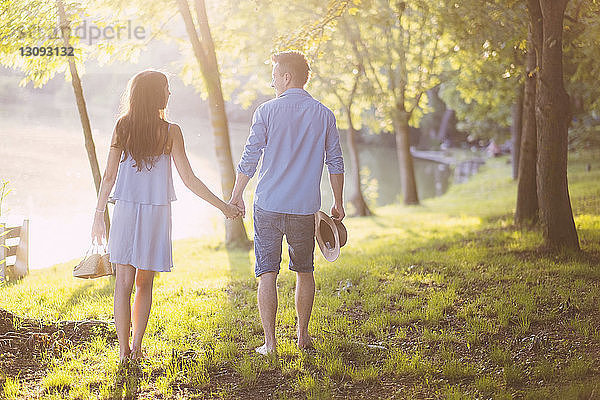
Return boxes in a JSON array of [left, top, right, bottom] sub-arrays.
[[1, 149, 600, 398], [1, 375, 21, 399]]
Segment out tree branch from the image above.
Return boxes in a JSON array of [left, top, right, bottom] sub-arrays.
[[343, 17, 386, 96], [176, 0, 208, 66], [408, 22, 441, 116]]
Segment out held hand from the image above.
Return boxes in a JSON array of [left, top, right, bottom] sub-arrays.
[[222, 203, 241, 219], [331, 203, 345, 222], [229, 196, 246, 218], [91, 212, 106, 245]]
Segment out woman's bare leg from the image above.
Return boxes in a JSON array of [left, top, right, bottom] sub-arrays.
[[114, 264, 136, 360], [131, 269, 155, 358]]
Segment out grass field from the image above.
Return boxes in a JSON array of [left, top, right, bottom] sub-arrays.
[[1, 150, 599, 399]]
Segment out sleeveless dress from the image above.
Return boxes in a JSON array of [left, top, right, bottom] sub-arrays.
[[107, 123, 177, 272]]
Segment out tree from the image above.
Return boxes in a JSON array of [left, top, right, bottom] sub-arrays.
[[511, 85, 523, 179], [2, 0, 252, 246], [88, 0, 253, 245], [517, 0, 598, 227], [516, 6, 541, 226], [176, 0, 250, 247], [314, 58, 373, 217], [1, 0, 179, 238], [439, 0, 527, 146], [439, 0, 594, 236], [333, 67, 373, 217], [533, 0, 579, 250], [347, 0, 450, 205], [57, 0, 110, 237]]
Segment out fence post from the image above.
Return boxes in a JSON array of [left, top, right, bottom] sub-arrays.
[[0, 223, 5, 281], [15, 219, 29, 277]]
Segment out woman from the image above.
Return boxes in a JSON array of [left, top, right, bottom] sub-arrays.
[[91, 70, 240, 361]]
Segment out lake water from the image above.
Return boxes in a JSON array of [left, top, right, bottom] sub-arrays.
[[340, 144, 453, 208]]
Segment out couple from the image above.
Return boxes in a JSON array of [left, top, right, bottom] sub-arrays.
[[91, 51, 345, 361]]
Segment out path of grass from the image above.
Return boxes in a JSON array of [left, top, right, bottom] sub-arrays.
[[1, 150, 599, 399]]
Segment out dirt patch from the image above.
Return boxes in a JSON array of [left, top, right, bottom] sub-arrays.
[[0, 308, 116, 378]]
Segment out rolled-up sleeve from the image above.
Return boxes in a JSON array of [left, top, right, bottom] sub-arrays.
[[237, 106, 267, 178], [325, 114, 344, 174]]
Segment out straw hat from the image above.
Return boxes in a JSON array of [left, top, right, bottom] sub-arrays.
[[314, 211, 347, 262]]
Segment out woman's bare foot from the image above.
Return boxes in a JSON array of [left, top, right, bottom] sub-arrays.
[[297, 335, 313, 350], [129, 348, 144, 361], [119, 347, 131, 362], [255, 343, 276, 355]]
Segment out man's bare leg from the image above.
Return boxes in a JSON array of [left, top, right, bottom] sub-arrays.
[[295, 271, 315, 349], [257, 271, 278, 354]]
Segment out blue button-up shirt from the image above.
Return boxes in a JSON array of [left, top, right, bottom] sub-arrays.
[[237, 88, 345, 215]]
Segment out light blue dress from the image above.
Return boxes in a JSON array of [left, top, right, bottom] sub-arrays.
[[108, 123, 177, 272]]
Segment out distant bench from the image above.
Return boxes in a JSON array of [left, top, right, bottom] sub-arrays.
[[0, 220, 29, 282]]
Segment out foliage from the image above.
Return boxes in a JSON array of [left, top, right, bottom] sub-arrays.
[[353, 0, 453, 129], [439, 0, 600, 143], [0, 0, 150, 87], [564, 0, 600, 118], [564, 0, 600, 149], [0, 180, 10, 217], [2, 0, 600, 145], [435, 0, 527, 141], [4, 0, 598, 146], [213, 0, 453, 134]]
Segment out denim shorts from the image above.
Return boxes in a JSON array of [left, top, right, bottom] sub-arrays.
[[253, 204, 315, 277]]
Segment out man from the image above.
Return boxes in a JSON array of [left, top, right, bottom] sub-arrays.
[[229, 51, 345, 354]]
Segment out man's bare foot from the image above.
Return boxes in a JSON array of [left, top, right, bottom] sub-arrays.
[[255, 343, 276, 355]]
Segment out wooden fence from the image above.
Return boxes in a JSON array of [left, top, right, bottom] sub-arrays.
[[0, 219, 29, 281]]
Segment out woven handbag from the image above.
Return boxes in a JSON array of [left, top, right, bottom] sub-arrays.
[[73, 242, 115, 279]]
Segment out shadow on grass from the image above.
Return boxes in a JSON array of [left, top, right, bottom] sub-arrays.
[[58, 276, 115, 316], [224, 244, 253, 283], [223, 242, 256, 323]]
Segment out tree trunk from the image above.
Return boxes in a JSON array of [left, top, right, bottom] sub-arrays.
[[535, 0, 579, 250], [511, 85, 524, 180], [346, 111, 372, 217], [437, 109, 455, 143], [515, 21, 540, 227], [57, 0, 110, 237], [177, 0, 250, 247], [394, 109, 419, 205]]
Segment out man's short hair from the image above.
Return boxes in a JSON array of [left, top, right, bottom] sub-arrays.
[[271, 51, 311, 86]]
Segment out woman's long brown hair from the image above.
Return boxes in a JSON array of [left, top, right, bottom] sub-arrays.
[[113, 70, 171, 172]]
